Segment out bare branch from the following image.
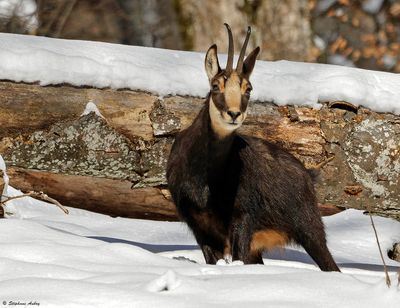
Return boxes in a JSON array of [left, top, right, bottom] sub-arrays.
[[1, 191, 69, 215], [367, 208, 391, 287]]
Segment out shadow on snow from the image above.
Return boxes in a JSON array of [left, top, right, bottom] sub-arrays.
[[89, 236, 399, 272]]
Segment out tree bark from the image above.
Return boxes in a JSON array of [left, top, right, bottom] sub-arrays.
[[0, 81, 399, 221]]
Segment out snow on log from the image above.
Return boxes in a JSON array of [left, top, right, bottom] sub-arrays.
[[0, 80, 399, 221]]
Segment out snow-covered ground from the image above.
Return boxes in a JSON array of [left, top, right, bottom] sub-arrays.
[[1, 33, 400, 114], [0, 157, 399, 307], [1, 32, 400, 306]]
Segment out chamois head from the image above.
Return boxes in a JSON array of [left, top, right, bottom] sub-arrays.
[[205, 23, 260, 138]]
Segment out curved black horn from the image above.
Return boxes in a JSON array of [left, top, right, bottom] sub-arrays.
[[236, 26, 251, 75], [224, 23, 234, 76]]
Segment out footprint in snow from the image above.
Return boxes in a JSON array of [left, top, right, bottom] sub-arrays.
[[146, 270, 181, 292]]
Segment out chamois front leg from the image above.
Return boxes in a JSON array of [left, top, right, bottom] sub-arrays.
[[200, 243, 224, 264], [196, 233, 225, 264], [185, 211, 226, 264], [190, 224, 225, 264], [230, 217, 263, 264]]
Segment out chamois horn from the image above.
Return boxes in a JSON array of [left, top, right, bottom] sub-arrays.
[[224, 23, 234, 76], [236, 26, 251, 75]]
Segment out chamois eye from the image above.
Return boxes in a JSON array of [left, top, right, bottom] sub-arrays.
[[212, 84, 220, 92], [245, 86, 252, 96]]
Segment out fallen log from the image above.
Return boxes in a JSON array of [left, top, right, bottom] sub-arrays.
[[0, 80, 399, 221], [6, 167, 177, 221], [5, 166, 343, 220]]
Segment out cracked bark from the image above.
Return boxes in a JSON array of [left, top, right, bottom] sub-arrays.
[[0, 81, 399, 221]]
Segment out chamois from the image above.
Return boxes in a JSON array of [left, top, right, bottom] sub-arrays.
[[167, 24, 340, 271]]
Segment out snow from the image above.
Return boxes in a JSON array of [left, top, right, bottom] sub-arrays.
[[327, 54, 355, 68], [1, 33, 400, 114], [81, 100, 104, 118], [315, 0, 337, 13], [0, 0, 37, 30], [0, 154, 399, 307], [362, 0, 385, 14]]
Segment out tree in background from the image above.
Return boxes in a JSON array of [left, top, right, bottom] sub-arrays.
[[1, 0, 313, 61], [1, 0, 400, 72], [174, 0, 312, 61], [311, 0, 400, 72]]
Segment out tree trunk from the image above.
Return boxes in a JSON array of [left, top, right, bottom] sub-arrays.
[[0, 81, 399, 221], [254, 0, 313, 61], [34, 0, 313, 61], [36, 0, 124, 42], [175, 0, 313, 61]]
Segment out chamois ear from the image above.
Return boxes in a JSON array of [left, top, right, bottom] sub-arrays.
[[242, 46, 260, 79], [205, 44, 221, 82]]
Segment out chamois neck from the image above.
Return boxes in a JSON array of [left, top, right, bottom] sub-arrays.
[[196, 99, 236, 164], [187, 97, 236, 159], [203, 98, 235, 142], [208, 96, 239, 140]]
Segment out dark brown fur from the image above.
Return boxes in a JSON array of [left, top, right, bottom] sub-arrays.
[[166, 25, 340, 271], [167, 100, 339, 271]]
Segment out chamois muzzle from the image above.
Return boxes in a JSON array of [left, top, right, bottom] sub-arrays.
[[227, 111, 241, 122]]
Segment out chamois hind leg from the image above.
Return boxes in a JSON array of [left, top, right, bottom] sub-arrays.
[[231, 240, 263, 264], [295, 229, 340, 272], [248, 251, 264, 264]]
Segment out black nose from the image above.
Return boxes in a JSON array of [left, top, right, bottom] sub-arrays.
[[227, 111, 241, 121]]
